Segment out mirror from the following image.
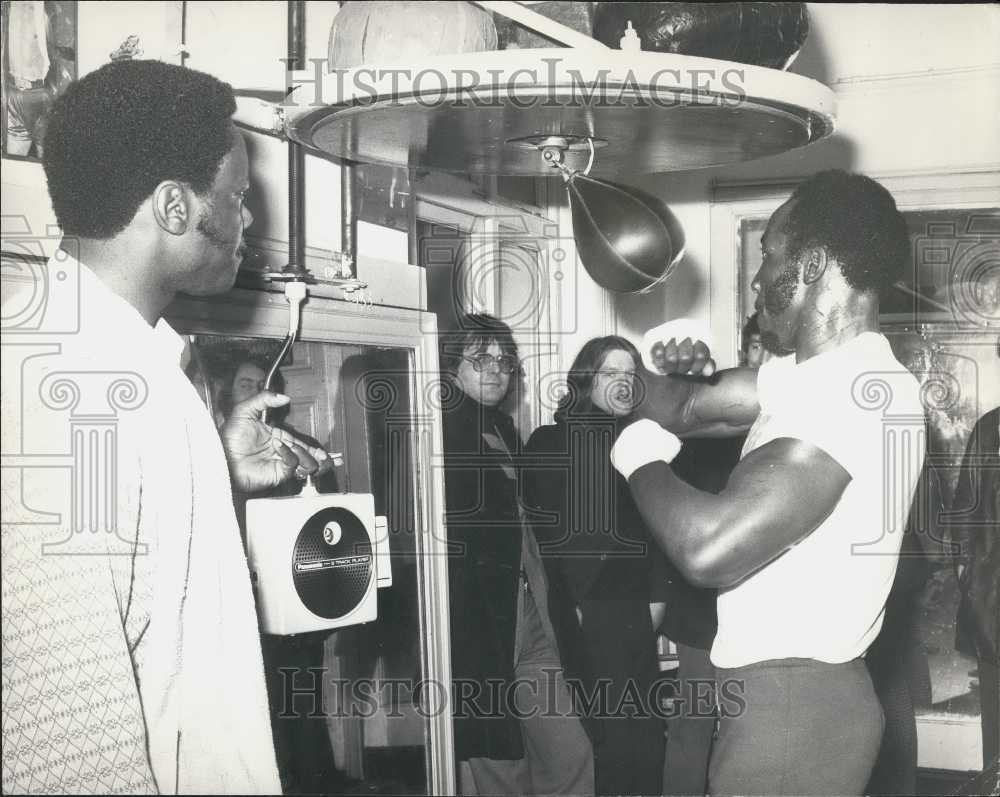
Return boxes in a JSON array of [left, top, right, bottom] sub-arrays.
[[186, 333, 429, 795]]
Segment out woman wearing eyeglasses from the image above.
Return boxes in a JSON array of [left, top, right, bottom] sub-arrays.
[[524, 336, 668, 797], [439, 313, 594, 796]]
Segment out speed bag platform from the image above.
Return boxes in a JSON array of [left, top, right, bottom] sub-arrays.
[[246, 491, 391, 635]]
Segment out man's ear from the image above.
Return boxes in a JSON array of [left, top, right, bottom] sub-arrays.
[[152, 181, 190, 235], [802, 246, 829, 285]]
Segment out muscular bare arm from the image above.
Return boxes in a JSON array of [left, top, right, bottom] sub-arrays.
[[627, 437, 851, 588], [634, 367, 761, 438]]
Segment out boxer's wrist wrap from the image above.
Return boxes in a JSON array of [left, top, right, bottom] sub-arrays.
[[611, 419, 683, 480]]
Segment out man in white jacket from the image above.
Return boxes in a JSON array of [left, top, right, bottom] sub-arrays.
[[2, 59, 319, 794]]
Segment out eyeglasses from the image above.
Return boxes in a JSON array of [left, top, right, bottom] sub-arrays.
[[463, 354, 519, 374]]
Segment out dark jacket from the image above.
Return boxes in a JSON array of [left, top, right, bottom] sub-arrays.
[[525, 414, 666, 603], [442, 391, 525, 761], [524, 413, 665, 753], [663, 436, 747, 650], [953, 407, 1000, 662]]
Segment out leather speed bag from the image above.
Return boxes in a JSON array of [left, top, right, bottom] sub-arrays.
[[567, 172, 686, 294]]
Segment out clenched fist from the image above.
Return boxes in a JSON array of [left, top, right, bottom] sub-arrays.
[[648, 336, 716, 377], [640, 319, 716, 377]]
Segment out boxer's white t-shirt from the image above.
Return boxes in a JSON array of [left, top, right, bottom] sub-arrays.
[[711, 332, 925, 668]]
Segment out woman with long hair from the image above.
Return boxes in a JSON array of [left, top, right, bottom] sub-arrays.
[[525, 336, 667, 796]]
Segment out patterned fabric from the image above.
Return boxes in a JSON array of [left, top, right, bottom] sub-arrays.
[[2, 527, 156, 794], [2, 257, 280, 794]]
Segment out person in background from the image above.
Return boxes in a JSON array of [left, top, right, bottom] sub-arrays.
[[224, 359, 271, 417], [2, 59, 320, 794], [216, 357, 336, 492], [952, 402, 1000, 789], [864, 477, 932, 796], [218, 355, 337, 466], [740, 311, 770, 368], [524, 336, 667, 797], [3, 0, 75, 157], [440, 313, 594, 796]]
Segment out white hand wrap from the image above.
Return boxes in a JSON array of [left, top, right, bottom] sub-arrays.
[[610, 419, 683, 480], [640, 318, 715, 372]]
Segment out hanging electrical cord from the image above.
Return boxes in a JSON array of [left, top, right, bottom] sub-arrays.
[[263, 279, 308, 423]]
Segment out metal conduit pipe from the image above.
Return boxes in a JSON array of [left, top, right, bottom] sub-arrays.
[[341, 162, 357, 279], [286, 0, 306, 273]]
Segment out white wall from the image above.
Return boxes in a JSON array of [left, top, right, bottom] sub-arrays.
[[611, 4, 1000, 358]]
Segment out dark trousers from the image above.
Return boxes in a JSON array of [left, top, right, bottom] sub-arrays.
[[664, 643, 716, 797], [710, 658, 883, 796], [580, 598, 665, 797], [865, 609, 931, 795], [459, 582, 594, 796], [261, 632, 338, 794]]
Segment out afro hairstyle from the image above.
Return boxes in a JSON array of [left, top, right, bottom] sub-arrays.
[[783, 170, 911, 297], [43, 59, 236, 239]]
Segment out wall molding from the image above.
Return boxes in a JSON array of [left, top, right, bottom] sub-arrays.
[[712, 168, 1000, 205], [831, 62, 1000, 95]]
